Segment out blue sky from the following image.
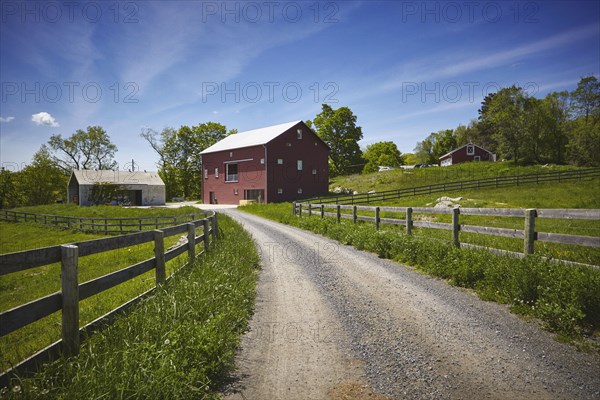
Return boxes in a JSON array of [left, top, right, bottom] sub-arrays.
[[1, 0, 598, 172]]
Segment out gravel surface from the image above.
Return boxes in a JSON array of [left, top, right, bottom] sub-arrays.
[[221, 210, 600, 400]]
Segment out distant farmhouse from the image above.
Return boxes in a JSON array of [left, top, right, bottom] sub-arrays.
[[68, 170, 166, 206], [439, 143, 496, 167], [200, 120, 329, 204]]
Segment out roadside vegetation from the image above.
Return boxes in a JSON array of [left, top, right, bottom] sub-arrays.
[[3, 214, 258, 399], [240, 181, 600, 347], [1, 206, 206, 371]]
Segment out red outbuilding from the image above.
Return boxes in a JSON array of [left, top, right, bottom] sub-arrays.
[[200, 120, 329, 204], [439, 143, 496, 167]]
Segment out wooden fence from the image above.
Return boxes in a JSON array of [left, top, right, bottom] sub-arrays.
[[0, 210, 209, 234], [0, 212, 218, 386], [293, 202, 600, 267], [305, 167, 600, 205]]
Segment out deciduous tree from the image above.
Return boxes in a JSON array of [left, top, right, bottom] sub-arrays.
[[312, 104, 364, 176], [49, 126, 118, 171], [362, 141, 404, 173]]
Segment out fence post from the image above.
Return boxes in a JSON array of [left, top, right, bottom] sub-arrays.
[[524, 209, 536, 255], [187, 223, 195, 261], [154, 230, 166, 284], [139, 219, 142, 231], [298, 204, 302, 217], [452, 207, 460, 247], [61, 244, 79, 357], [353, 206, 357, 224], [320, 204, 325, 219], [308, 204, 312, 217], [336, 205, 341, 223], [375, 207, 380, 230], [406, 207, 412, 235], [292, 203, 296, 216], [212, 213, 218, 240], [203, 219, 210, 251]]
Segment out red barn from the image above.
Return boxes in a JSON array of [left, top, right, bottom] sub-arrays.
[[200, 120, 329, 204], [439, 143, 496, 167]]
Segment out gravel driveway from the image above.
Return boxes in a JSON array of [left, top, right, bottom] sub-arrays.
[[221, 209, 600, 400]]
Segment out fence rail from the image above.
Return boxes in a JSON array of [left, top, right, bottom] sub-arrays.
[[305, 167, 600, 205], [293, 202, 600, 267], [0, 212, 219, 386], [0, 210, 210, 235]]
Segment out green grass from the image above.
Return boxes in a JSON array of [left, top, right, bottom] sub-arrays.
[[9, 204, 204, 219], [314, 179, 600, 265], [3, 214, 259, 399], [329, 162, 590, 194], [0, 221, 193, 372], [239, 193, 600, 344], [0, 205, 212, 372]]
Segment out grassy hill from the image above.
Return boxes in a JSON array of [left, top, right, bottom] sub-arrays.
[[329, 162, 588, 194]]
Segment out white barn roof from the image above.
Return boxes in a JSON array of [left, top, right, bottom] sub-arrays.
[[71, 170, 164, 186], [200, 120, 302, 154], [439, 143, 493, 159]]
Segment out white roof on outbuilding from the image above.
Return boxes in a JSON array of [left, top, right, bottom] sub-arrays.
[[439, 143, 494, 159], [70, 170, 164, 186], [200, 120, 302, 154]]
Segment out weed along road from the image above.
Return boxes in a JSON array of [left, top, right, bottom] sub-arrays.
[[220, 209, 600, 400]]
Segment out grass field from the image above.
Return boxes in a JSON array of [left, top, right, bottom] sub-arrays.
[[329, 162, 590, 194], [3, 214, 258, 399], [8, 204, 203, 219], [0, 206, 208, 372], [240, 179, 600, 343], [312, 178, 600, 265]]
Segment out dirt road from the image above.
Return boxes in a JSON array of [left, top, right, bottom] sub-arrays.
[[220, 210, 600, 400]]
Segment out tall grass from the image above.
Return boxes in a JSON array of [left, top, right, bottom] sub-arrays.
[[240, 203, 600, 342], [3, 214, 259, 399]]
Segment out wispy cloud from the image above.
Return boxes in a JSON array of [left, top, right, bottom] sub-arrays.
[[0, 116, 15, 123], [32, 112, 59, 127], [435, 24, 598, 78]]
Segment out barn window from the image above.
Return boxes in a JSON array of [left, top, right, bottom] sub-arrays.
[[297, 129, 302, 139], [474, 156, 481, 161], [467, 144, 475, 155], [297, 160, 303, 171], [226, 163, 238, 182], [260, 158, 265, 164], [215, 167, 219, 178], [277, 188, 283, 194], [312, 168, 317, 175], [229, 151, 233, 157], [277, 158, 283, 165], [204, 168, 208, 179]]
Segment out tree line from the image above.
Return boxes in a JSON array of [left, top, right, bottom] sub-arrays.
[[413, 76, 600, 166]]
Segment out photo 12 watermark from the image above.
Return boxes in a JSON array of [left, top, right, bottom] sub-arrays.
[[399, 1, 540, 24], [1, 1, 139, 23], [400, 81, 539, 103], [201, 81, 339, 104], [1, 81, 139, 104], [200, 1, 339, 24]]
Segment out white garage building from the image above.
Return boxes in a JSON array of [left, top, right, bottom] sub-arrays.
[[67, 170, 166, 206]]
